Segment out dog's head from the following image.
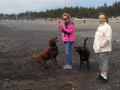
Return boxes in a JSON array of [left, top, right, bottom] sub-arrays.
[[49, 37, 58, 47], [73, 46, 85, 54]]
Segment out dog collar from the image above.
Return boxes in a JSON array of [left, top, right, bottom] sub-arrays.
[[50, 46, 58, 48]]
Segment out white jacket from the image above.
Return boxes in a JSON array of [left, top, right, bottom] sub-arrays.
[[93, 22, 112, 53]]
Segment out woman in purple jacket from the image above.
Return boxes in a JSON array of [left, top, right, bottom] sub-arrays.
[[58, 13, 75, 69]]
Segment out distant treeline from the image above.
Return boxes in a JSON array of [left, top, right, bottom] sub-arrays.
[[0, 1, 120, 20]]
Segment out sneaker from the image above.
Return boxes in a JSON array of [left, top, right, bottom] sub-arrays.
[[98, 77, 108, 83], [96, 75, 103, 80], [63, 65, 72, 69]]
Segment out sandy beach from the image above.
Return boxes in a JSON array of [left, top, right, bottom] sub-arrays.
[[0, 19, 120, 90], [1, 19, 120, 39]]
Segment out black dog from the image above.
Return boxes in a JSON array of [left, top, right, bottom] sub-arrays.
[[74, 37, 90, 71]]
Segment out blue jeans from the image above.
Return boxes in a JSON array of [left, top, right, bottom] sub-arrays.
[[64, 42, 73, 66]]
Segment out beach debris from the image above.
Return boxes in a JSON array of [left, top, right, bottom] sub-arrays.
[[113, 40, 119, 42], [117, 84, 120, 87]]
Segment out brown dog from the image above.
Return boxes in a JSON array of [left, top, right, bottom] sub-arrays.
[[33, 37, 58, 71]]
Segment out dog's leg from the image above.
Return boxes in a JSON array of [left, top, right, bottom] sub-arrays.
[[86, 60, 90, 71], [37, 59, 45, 71], [83, 60, 84, 65], [51, 57, 57, 67], [54, 57, 57, 66], [79, 56, 82, 71]]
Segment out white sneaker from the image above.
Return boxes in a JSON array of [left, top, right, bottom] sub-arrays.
[[63, 65, 72, 69]]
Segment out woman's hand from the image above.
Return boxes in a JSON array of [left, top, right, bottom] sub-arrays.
[[58, 24, 63, 29]]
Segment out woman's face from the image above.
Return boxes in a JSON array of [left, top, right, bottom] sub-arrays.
[[63, 16, 70, 23], [98, 15, 106, 24]]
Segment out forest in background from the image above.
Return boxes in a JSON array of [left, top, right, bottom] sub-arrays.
[[0, 1, 120, 20]]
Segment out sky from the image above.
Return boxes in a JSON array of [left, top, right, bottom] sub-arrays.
[[0, 0, 119, 14]]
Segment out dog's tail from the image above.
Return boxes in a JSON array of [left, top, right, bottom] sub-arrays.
[[84, 37, 88, 48], [33, 53, 37, 59]]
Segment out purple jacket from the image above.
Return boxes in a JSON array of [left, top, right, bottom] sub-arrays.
[[58, 20, 75, 42]]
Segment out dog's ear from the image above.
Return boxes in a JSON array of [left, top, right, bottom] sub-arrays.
[[50, 39, 53, 42], [49, 39, 53, 45], [50, 38, 55, 43]]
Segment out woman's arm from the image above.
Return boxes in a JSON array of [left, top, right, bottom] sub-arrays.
[[100, 26, 112, 48], [62, 24, 74, 34]]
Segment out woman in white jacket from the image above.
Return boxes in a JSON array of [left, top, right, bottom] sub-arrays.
[[93, 13, 112, 83]]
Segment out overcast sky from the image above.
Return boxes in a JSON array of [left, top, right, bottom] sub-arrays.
[[0, 0, 119, 14]]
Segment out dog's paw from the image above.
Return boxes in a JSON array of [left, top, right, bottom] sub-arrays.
[[88, 68, 90, 71], [56, 66, 60, 68]]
